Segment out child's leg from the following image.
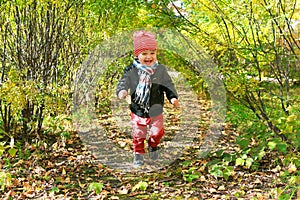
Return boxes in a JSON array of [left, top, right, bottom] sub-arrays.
[[131, 113, 148, 154], [148, 114, 164, 148]]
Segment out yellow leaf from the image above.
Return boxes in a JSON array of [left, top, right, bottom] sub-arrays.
[[66, 177, 71, 183], [78, 179, 86, 188], [118, 186, 128, 194], [286, 115, 296, 123], [218, 185, 226, 191], [62, 168, 66, 175], [288, 163, 297, 173]]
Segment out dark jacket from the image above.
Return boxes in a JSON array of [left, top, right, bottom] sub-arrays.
[[116, 63, 178, 118]]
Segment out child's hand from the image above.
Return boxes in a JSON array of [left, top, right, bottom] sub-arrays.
[[171, 98, 180, 108], [118, 90, 128, 99]]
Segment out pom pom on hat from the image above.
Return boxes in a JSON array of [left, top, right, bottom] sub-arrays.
[[133, 30, 157, 57]]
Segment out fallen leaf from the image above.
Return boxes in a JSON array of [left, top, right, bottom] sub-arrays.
[[78, 179, 86, 188], [218, 185, 226, 191], [288, 163, 297, 173], [118, 186, 128, 194], [62, 168, 66, 175], [209, 188, 217, 193]]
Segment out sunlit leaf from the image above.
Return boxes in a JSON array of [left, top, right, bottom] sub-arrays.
[[88, 182, 103, 195], [245, 158, 254, 169], [132, 181, 148, 192], [8, 148, 17, 157], [235, 158, 245, 166], [267, 141, 277, 150]]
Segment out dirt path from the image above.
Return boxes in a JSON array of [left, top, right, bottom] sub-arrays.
[[77, 70, 209, 173], [1, 71, 295, 199]]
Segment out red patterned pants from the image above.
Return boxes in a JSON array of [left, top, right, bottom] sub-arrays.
[[130, 112, 165, 154]]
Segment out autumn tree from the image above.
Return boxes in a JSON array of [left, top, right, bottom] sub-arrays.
[[0, 0, 86, 139], [164, 0, 300, 147]]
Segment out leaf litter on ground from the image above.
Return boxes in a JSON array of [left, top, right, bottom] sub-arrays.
[[0, 96, 298, 199]]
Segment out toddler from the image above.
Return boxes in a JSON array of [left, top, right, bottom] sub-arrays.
[[116, 30, 179, 167]]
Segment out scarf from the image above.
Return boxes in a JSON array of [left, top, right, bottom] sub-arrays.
[[133, 59, 158, 113]]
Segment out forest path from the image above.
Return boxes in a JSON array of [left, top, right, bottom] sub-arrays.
[[0, 72, 283, 200], [78, 70, 212, 173]]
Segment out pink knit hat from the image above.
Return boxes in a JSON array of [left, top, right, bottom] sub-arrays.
[[133, 30, 157, 57]]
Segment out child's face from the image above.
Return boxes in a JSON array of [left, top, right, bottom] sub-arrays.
[[137, 50, 157, 66]]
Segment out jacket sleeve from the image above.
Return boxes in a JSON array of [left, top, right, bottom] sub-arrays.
[[160, 66, 178, 101], [116, 65, 132, 96]]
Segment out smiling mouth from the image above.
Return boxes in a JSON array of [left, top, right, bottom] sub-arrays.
[[144, 60, 153, 64]]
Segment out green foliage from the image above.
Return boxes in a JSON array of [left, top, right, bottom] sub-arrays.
[[43, 115, 72, 136], [274, 173, 300, 200], [132, 181, 148, 192], [0, 132, 18, 161], [181, 0, 300, 141], [160, 50, 209, 97], [88, 182, 103, 195], [50, 187, 60, 194], [182, 166, 200, 182], [200, 150, 237, 180], [210, 164, 234, 181], [224, 97, 299, 199], [0, 0, 84, 139], [95, 55, 132, 114], [229, 102, 290, 161], [0, 170, 12, 190]]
